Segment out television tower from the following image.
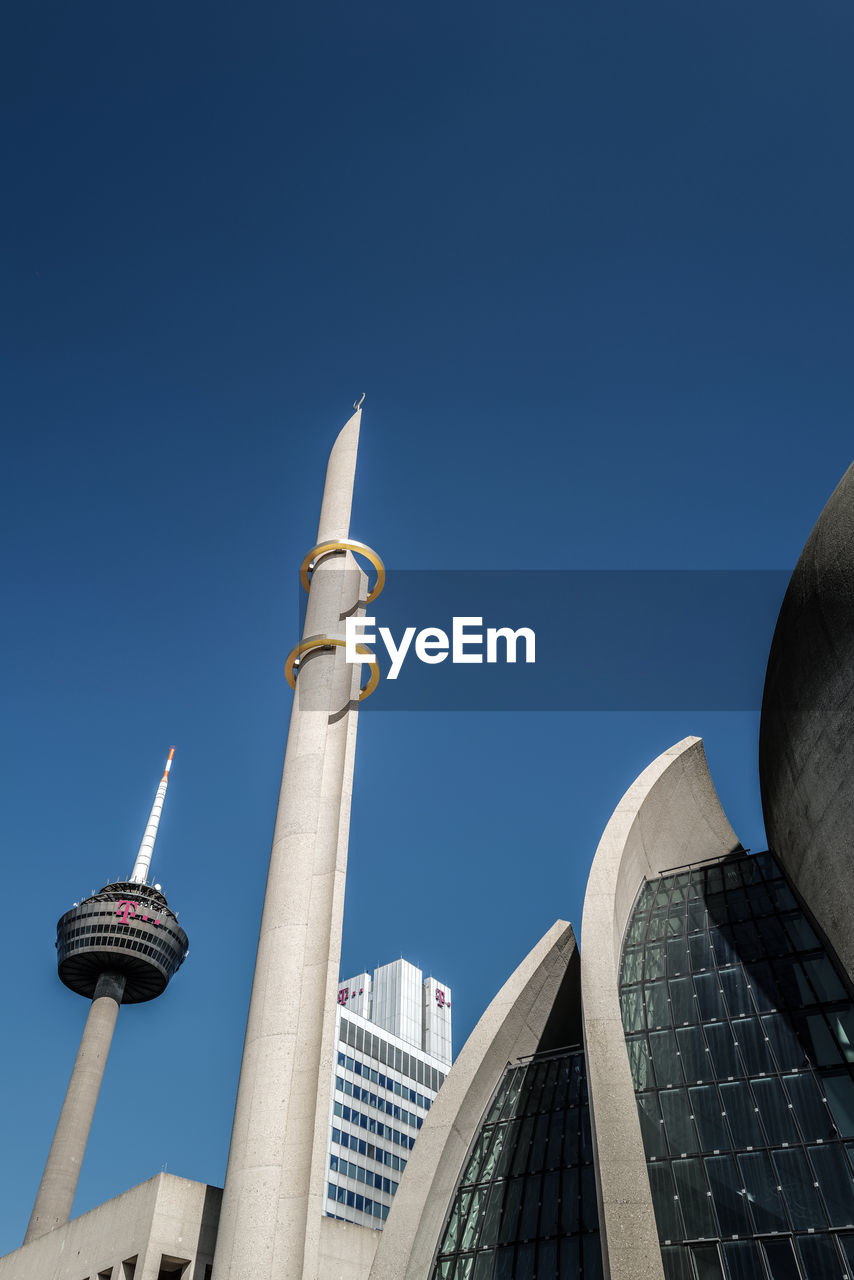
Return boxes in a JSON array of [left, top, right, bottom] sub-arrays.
[[24, 749, 189, 1243]]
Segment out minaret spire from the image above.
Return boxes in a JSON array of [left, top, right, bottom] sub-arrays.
[[213, 401, 373, 1280], [129, 747, 175, 885]]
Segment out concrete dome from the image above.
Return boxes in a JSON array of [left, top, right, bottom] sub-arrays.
[[759, 460, 854, 977]]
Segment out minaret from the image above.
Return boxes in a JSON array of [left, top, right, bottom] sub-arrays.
[[213, 402, 380, 1280], [25, 749, 189, 1243]]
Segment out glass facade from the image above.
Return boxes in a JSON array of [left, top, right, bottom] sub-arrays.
[[431, 1048, 601, 1279], [619, 849, 854, 1279]]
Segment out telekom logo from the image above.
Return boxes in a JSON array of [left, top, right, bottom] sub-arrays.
[[338, 986, 350, 1005], [116, 900, 161, 926], [435, 988, 449, 1009]]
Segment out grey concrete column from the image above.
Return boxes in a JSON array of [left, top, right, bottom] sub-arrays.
[[25, 971, 126, 1243], [213, 408, 368, 1280]]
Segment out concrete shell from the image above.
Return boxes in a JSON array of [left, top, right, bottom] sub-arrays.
[[580, 736, 742, 1280], [759, 460, 854, 982], [368, 919, 579, 1280]]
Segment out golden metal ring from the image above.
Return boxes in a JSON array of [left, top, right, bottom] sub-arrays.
[[300, 539, 385, 603], [284, 634, 379, 701]]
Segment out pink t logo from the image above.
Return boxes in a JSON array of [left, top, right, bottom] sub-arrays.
[[338, 987, 349, 1005], [435, 989, 445, 1008], [116, 900, 137, 924]]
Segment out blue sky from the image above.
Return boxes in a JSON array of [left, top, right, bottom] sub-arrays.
[[1, 0, 853, 1255]]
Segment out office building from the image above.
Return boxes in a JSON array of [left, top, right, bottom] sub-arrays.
[[328, 960, 452, 1229]]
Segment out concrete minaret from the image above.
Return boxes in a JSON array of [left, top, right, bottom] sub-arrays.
[[25, 750, 188, 1243], [212, 404, 375, 1280]]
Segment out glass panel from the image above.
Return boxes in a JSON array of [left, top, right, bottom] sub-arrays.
[[661, 1246, 694, 1280], [720, 1082, 764, 1150], [721, 1241, 764, 1280], [672, 1158, 717, 1239], [671, 977, 697, 1025], [738, 1152, 788, 1234], [809, 1143, 854, 1228], [690, 933, 713, 971], [831, 1009, 854, 1064], [650, 1031, 685, 1088], [803, 956, 847, 1004], [763, 1014, 806, 1072], [823, 1072, 854, 1138], [720, 968, 754, 1019], [760, 1239, 800, 1280], [627, 1036, 655, 1090], [678, 1026, 714, 1084], [795, 1234, 843, 1280], [637, 1091, 668, 1159], [648, 1162, 683, 1243], [646, 943, 667, 981], [784, 1073, 835, 1141], [732, 1019, 775, 1075], [661, 1090, 700, 1156], [705, 1023, 742, 1079], [622, 948, 643, 985], [582, 1236, 603, 1280], [690, 1244, 725, 1279], [704, 1155, 751, 1237], [751, 1078, 799, 1144], [771, 1147, 826, 1229], [646, 981, 670, 1029], [695, 973, 726, 1022], [691, 1085, 730, 1152]]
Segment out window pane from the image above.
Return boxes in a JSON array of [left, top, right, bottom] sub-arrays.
[[737, 1152, 788, 1234], [678, 1026, 714, 1084], [690, 1244, 725, 1279], [705, 1023, 741, 1079], [672, 1158, 717, 1240], [661, 1246, 693, 1280], [771, 1147, 826, 1230], [823, 1072, 854, 1138], [661, 1090, 699, 1156], [646, 981, 670, 1029], [704, 1155, 751, 1236], [721, 1241, 764, 1280], [732, 1019, 775, 1075], [637, 1092, 668, 1159], [809, 1143, 854, 1228], [621, 989, 645, 1033], [648, 1162, 683, 1243], [803, 956, 847, 1004], [751, 1078, 799, 1145], [783, 1072, 835, 1141], [695, 974, 726, 1022], [650, 1031, 684, 1088], [760, 1239, 800, 1280], [720, 968, 754, 1019], [795, 1234, 843, 1280], [720, 1082, 764, 1150], [690, 1085, 730, 1152], [671, 977, 697, 1025]]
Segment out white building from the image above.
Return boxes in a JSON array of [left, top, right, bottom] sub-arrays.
[[326, 959, 453, 1230]]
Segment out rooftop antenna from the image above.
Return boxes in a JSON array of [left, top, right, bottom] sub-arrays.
[[130, 748, 175, 885]]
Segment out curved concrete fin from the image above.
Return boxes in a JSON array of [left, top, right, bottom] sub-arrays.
[[317, 406, 362, 543], [581, 736, 742, 1280], [369, 920, 577, 1280]]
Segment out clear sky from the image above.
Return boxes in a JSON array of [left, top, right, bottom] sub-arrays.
[[1, 0, 853, 1255]]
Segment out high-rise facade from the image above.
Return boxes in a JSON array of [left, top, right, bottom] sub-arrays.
[[327, 960, 452, 1229]]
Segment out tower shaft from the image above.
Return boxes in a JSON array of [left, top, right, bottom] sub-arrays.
[[213, 407, 366, 1280], [25, 973, 125, 1243]]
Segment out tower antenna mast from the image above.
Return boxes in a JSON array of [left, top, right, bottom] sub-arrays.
[[130, 747, 175, 885]]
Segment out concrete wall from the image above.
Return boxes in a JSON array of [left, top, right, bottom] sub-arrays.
[[368, 920, 578, 1280], [580, 736, 742, 1280], [759, 460, 854, 982], [318, 1217, 379, 1280], [0, 1173, 221, 1280]]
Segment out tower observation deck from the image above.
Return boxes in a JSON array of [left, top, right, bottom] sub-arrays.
[[25, 749, 188, 1244]]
